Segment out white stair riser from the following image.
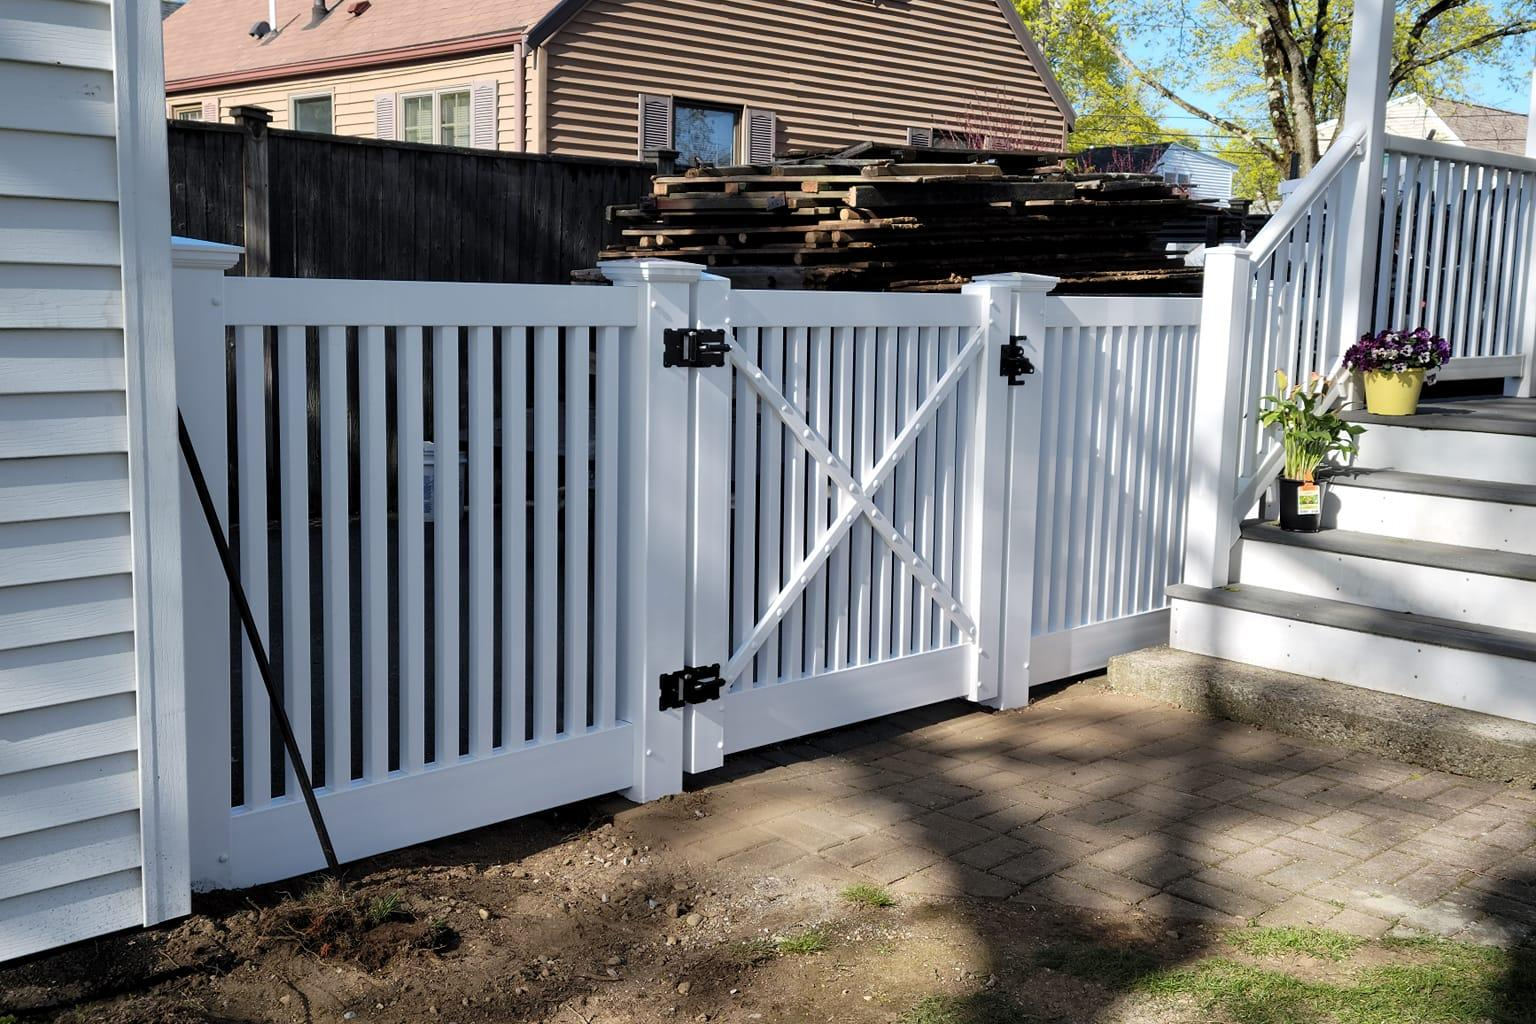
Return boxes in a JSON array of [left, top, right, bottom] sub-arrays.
[[1235, 540, 1536, 633], [1353, 425, 1536, 484], [1329, 487, 1536, 556], [1171, 599, 1536, 724]]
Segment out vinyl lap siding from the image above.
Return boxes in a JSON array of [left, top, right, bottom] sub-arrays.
[[0, 0, 146, 962], [1157, 147, 1235, 205], [541, 0, 1068, 160], [170, 51, 522, 148]]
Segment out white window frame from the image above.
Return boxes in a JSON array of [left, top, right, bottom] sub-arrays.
[[671, 98, 741, 165], [289, 90, 334, 134], [170, 102, 203, 121], [396, 86, 473, 147]]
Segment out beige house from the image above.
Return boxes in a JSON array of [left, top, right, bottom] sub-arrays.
[[1318, 93, 1530, 156], [163, 0, 1074, 162]]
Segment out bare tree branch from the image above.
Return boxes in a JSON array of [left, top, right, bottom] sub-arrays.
[[1106, 41, 1283, 162], [1391, 21, 1536, 85]]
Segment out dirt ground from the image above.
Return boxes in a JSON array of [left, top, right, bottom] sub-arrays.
[[2, 792, 1528, 1024]]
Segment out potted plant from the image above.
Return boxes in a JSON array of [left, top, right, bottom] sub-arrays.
[[1343, 328, 1452, 416], [1258, 370, 1365, 532]]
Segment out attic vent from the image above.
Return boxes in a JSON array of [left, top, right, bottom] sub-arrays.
[[906, 126, 934, 147], [374, 93, 396, 140], [638, 93, 673, 156], [745, 108, 776, 164]]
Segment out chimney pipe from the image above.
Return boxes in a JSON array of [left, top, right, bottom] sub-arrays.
[[310, 0, 330, 23]]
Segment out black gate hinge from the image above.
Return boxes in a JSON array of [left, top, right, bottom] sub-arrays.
[[663, 328, 730, 368], [1000, 336, 1036, 386], [659, 663, 725, 711]]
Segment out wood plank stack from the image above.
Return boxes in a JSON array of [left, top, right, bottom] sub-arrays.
[[598, 143, 1224, 293]]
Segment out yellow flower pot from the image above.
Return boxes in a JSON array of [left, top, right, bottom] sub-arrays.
[[1362, 369, 1426, 416]]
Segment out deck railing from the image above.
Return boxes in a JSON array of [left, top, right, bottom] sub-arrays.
[[1374, 135, 1536, 373]]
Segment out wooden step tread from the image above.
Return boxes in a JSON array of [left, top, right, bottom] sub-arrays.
[[1345, 397, 1536, 437], [1327, 468, 1536, 507], [1167, 583, 1536, 662], [1238, 521, 1536, 581]]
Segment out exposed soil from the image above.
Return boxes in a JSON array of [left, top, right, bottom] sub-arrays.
[[2, 795, 1232, 1024]]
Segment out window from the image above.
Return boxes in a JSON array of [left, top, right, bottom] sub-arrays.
[[673, 102, 738, 166], [399, 89, 472, 147], [292, 94, 333, 134], [171, 103, 203, 121]]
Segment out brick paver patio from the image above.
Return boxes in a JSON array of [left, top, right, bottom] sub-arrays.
[[614, 683, 1536, 946]]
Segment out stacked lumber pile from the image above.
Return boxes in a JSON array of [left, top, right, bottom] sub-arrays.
[[598, 143, 1224, 293]]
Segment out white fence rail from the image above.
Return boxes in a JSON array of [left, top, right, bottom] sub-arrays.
[[1376, 135, 1536, 372], [168, 249, 1201, 891]]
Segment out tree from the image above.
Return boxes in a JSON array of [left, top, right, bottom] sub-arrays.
[[1108, 0, 1536, 179], [1012, 0, 1189, 149]]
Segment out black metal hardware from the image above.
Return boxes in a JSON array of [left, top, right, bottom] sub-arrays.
[[659, 664, 725, 711], [1000, 336, 1036, 386], [663, 328, 730, 368]]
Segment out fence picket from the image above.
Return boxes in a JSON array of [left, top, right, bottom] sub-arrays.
[[234, 325, 270, 809], [532, 326, 558, 740], [319, 325, 351, 788], [358, 327, 389, 779], [828, 327, 853, 670], [500, 328, 528, 746], [565, 326, 591, 734], [593, 326, 619, 730], [757, 328, 783, 684], [431, 325, 459, 764], [731, 328, 759, 691], [276, 325, 310, 797], [467, 326, 494, 755], [397, 328, 426, 772]]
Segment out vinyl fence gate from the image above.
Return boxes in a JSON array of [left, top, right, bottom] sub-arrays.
[[171, 247, 1194, 892]]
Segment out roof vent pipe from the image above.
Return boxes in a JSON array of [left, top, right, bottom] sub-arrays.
[[311, 0, 330, 23]]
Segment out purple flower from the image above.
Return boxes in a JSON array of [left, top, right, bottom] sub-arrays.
[[1343, 328, 1452, 376]]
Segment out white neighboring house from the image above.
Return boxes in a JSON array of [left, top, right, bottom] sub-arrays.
[[1076, 143, 1238, 206], [1318, 93, 1530, 155]]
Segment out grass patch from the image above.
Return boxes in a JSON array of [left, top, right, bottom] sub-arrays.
[[775, 929, 829, 955], [364, 891, 407, 927], [841, 884, 896, 908], [901, 991, 1038, 1024], [1034, 942, 1163, 989], [1229, 926, 1364, 961]]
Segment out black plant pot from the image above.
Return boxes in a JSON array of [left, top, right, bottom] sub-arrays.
[[1277, 477, 1326, 532]]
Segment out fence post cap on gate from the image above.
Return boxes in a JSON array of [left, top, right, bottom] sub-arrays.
[[968, 271, 1060, 293], [598, 258, 707, 285], [171, 236, 244, 271]]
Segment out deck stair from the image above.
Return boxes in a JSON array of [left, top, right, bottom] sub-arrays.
[[1170, 397, 1536, 724]]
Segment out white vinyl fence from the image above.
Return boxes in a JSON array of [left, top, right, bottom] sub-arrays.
[[167, 248, 1200, 891]]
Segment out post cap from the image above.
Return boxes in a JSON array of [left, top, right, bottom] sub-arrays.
[[171, 236, 244, 270], [969, 271, 1061, 292], [597, 259, 707, 285]]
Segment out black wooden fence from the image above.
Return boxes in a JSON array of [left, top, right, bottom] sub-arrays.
[[168, 111, 653, 282]]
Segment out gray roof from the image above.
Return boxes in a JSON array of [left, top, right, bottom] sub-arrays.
[[1432, 96, 1529, 155]]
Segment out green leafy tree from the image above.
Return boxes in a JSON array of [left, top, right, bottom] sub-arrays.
[[1107, 0, 1536, 180], [1012, 0, 1186, 149]]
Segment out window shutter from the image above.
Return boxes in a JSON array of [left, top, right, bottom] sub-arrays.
[[907, 126, 933, 147], [469, 79, 498, 148], [201, 97, 219, 122], [637, 93, 672, 156], [745, 107, 776, 164], [375, 93, 396, 140]]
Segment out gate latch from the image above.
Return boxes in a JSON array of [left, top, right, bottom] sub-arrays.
[[1000, 336, 1036, 386], [659, 663, 725, 711], [663, 328, 730, 368]]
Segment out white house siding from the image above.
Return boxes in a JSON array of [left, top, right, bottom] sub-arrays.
[[1156, 145, 1236, 205], [0, 0, 176, 961]]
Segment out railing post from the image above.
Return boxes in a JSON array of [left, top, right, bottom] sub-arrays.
[[1335, 0, 1394, 349], [969, 273, 1057, 709], [598, 258, 702, 803], [171, 237, 243, 891], [1516, 69, 1536, 398], [1184, 245, 1251, 590]]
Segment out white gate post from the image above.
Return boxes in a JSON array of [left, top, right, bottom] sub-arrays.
[[171, 238, 243, 890], [599, 259, 701, 802], [962, 273, 1054, 708], [683, 273, 732, 773], [1183, 245, 1251, 590]]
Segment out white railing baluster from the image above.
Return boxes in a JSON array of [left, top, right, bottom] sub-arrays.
[[467, 326, 494, 756], [532, 325, 558, 743], [276, 325, 310, 798], [431, 324, 459, 764], [319, 324, 350, 789], [564, 325, 590, 736], [234, 324, 271, 809], [358, 326, 388, 780], [757, 327, 783, 683], [499, 327, 527, 746], [828, 326, 853, 669], [593, 325, 619, 728], [731, 327, 759, 689], [850, 327, 875, 663], [397, 327, 426, 772]]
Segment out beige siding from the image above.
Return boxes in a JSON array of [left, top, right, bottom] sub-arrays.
[[541, 0, 1068, 160], [0, 0, 146, 962], [169, 51, 524, 148]]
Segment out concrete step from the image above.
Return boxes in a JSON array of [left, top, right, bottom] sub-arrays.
[[1326, 468, 1536, 556], [1168, 582, 1536, 725], [1344, 398, 1536, 484], [1107, 645, 1536, 786], [1234, 521, 1536, 632]]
